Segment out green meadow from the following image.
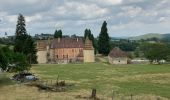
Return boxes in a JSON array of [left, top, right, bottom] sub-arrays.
[[0, 63, 170, 100]]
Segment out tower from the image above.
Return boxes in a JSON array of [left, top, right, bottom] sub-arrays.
[[83, 37, 95, 62]]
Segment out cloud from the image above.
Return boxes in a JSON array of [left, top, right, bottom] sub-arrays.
[[0, 0, 170, 37]]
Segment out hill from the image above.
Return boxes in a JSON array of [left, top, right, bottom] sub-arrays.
[[129, 33, 163, 40], [128, 33, 170, 41]]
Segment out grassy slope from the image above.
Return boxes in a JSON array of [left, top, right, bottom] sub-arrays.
[[31, 63, 170, 99], [0, 63, 170, 99]]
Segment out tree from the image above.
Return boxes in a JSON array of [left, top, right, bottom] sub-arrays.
[[14, 14, 37, 64], [54, 29, 62, 38], [13, 53, 30, 72], [15, 14, 26, 36], [84, 29, 97, 54], [1, 46, 30, 72], [23, 35, 37, 64], [84, 29, 89, 40], [98, 21, 110, 55], [0, 48, 8, 71], [84, 29, 94, 43], [140, 43, 169, 64]]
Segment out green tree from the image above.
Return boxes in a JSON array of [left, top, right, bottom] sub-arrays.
[[15, 14, 26, 36], [14, 14, 37, 64], [13, 53, 30, 72], [1, 46, 30, 72], [54, 29, 62, 38], [98, 21, 110, 55], [140, 43, 169, 64], [84, 29, 90, 40], [0, 48, 8, 71], [84, 29, 97, 54]]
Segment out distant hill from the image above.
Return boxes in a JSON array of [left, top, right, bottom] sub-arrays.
[[128, 33, 170, 41]]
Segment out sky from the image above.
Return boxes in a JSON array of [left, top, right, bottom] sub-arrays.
[[0, 0, 170, 37]]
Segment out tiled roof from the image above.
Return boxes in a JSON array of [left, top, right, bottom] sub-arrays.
[[108, 47, 127, 57], [84, 37, 94, 50], [50, 38, 84, 49], [36, 40, 49, 51]]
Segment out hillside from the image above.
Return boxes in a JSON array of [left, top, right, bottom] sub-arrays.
[[129, 33, 163, 40]]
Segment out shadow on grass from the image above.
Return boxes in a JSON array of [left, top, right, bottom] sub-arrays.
[[0, 73, 15, 87]]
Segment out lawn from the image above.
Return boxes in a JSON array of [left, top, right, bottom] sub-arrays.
[[0, 63, 170, 100]]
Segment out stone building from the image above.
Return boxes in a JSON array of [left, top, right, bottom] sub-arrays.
[[36, 40, 49, 64], [108, 47, 128, 64], [83, 37, 95, 62], [36, 37, 94, 64]]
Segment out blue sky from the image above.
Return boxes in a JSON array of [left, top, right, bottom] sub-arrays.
[[0, 0, 170, 37]]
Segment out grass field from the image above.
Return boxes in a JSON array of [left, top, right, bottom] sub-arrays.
[[0, 63, 170, 100]]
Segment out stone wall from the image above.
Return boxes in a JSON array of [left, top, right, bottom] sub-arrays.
[[83, 50, 95, 62], [37, 50, 47, 64], [108, 56, 127, 64]]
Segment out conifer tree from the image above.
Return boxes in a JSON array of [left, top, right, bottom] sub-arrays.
[[54, 29, 62, 38], [15, 14, 26, 36], [98, 21, 110, 55], [14, 14, 37, 64]]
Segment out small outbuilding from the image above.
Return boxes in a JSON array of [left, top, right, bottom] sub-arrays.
[[108, 47, 128, 64]]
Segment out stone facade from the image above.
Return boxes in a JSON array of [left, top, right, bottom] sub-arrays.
[[108, 57, 128, 64], [36, 37, 94, 64], [83, 50, 95, 62], [36, 40, 49, 64], [83, 37, 95, 62], [37, 51, 47, 63]]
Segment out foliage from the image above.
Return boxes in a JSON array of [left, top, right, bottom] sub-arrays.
[[140, 43, 170, 64], [98, 21, 110, 55], [110, 39, 139, 52], [14, 14, 37, 64], [15, 14, 26, 36], [54, 29, 62, 38], [84, 29, 97, 54], [13, 53, 30, 72], [0, 49, 8, 71], [0, 46, 30, 72], [0, 37, 15, 45]]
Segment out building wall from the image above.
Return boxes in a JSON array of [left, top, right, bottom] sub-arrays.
[[83, 50, 95, 62], [50, 48, 83, 62], [108, 56, 127, 64], [37, 51, 47, 64]]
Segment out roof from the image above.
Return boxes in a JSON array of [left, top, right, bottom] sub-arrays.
[[108, 47, 127, 58], [50, 38, 84, 49], [84, 36, 94, 50], [36, 40, 49, 51]]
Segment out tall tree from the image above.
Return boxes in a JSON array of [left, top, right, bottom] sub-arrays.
[[54, 29, 62, 38], [98, 21, 110, 55], [84, 29, 89, 40], [15, 14, 26, 36], [14, 14, 37, 64]]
